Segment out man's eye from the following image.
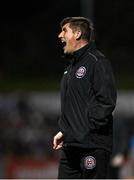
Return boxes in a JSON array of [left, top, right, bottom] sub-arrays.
[[62, 28, 67, 32]]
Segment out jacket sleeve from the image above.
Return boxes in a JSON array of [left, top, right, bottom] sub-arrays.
[[89, 58, 117, 127]]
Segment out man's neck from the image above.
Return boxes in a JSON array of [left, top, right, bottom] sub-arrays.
[[74, 40, 88, 52]]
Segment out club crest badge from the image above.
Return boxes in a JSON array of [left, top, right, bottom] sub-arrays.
[[75, 66, 86, 78], [84, 156, 96, 169]]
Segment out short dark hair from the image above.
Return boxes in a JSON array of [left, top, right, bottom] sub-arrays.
[[60, 17, 95, 42]]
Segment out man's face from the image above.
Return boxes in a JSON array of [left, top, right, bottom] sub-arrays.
[[58, 23, 76, 54]]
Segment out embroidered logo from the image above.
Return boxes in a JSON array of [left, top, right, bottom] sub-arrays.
[[75, 66, 86, 78], [84, 156, 96, 169], [64, 71, 68, 74]]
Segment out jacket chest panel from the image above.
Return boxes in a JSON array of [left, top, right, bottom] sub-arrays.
[[64, 64, 90, 92]]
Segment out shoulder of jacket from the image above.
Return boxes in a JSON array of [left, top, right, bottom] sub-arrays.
[[87, 49, 105, 63]]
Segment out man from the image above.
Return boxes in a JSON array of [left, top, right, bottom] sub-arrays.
[[53, 17, 117, 179]]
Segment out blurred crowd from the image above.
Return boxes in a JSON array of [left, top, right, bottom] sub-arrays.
[[0, 93, 134, 178], [0, 93, 59, 159]]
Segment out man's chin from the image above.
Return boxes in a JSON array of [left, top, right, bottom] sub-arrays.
[[63, 49, 72, 55], [64, 51, 71, 55], [63, 48, 67, 54]]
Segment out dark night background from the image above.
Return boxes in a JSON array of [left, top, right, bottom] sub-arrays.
[[0, 0, 134, 91]]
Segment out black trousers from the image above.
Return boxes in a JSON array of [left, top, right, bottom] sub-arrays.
[[58, 147, 110, 179]]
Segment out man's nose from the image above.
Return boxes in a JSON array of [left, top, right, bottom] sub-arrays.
[[58, 32, 62, 38]]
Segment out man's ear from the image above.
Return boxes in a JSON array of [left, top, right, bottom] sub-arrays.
[[75, 30, 82, 40]]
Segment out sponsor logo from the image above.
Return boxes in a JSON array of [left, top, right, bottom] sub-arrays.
[[84, 156, 96, 169], [75, 66, 86, 78]]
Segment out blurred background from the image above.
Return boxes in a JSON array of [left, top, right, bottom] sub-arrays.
[[0, 0, 134, 178]]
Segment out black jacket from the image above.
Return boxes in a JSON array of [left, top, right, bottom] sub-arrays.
[[58, 42, 117, 152]]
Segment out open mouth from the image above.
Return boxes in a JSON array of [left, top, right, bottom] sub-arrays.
[[62, 41, 66, 47], [61, 39, 66, 47]]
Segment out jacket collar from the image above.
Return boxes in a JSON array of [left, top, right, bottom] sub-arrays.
[[72, 42, 96, 65]]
